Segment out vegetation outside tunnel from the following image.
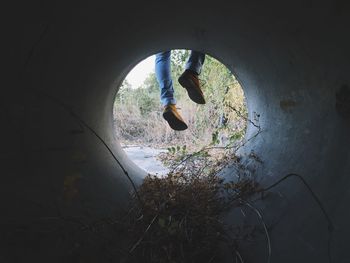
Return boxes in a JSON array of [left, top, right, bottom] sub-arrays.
[[113, 50, 247, 151]]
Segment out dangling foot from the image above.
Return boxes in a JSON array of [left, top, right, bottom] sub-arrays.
[[178, 70, 206, 104], [162, 104, 188, 131]]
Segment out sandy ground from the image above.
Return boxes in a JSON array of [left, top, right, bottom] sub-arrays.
[[122, 145, 169, 176]]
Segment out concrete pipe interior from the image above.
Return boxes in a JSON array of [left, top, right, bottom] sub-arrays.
[[2, 1, 350, 262]]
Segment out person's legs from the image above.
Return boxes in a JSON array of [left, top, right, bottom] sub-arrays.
[[155, 51, 176, 106], [178, 51, 206, 104], [155, 51, 188, 131], [185, 51, 205, 75]]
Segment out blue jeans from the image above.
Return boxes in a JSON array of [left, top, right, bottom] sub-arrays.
[[155, 51, 205, 106]]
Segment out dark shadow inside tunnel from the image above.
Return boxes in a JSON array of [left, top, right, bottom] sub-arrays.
[[3, 1, 350, 262]]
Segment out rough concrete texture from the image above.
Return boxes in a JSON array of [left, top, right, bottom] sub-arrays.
[[1, 0, 350, 262]]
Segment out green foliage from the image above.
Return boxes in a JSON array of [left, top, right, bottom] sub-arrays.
[[115, 72, 160, 116], [211, 130, 220, 145], [167, 144, 187, 156], [229, 131, 244, 143]]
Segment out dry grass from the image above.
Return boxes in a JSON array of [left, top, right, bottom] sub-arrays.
[[121, 147, 262, 263]]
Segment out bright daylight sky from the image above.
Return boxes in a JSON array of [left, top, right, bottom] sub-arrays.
[[125, 55, 155, 89]]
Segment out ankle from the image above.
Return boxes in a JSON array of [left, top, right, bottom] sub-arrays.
[[185, 69, 199, 76]]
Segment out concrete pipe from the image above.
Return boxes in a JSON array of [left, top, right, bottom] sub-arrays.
[[1, 1, 350, 262]]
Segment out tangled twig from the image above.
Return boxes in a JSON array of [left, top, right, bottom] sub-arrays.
[[258, 173, 334, 263], [168, 107, 261, 174], [235, 250, 244, 263], [227, 105, 260, 130], [129, 214, 159, 253], [241, 200, 271, 263], [259, 173, 333, 232]]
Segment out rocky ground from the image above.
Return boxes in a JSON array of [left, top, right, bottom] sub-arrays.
[[122, 145, 169, 176]]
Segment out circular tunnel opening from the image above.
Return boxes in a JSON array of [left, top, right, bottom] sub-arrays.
[[113, 49, 248, 176], [110, 50, 262, 263], [4, 2, 349, 262]]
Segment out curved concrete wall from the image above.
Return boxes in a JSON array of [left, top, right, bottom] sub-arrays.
[[2, 1, 349, 262]]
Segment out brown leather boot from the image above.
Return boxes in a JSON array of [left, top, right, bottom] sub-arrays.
[[178, 70, 206, 104], [162, 104, 188, 131]]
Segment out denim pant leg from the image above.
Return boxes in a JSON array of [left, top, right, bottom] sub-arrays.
[[185, 51, 205, 75], [155, 51, 176, 106]]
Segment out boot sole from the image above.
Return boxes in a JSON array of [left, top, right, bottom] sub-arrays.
[[163, 111, 188, 131], [178, 76, 206, 104]]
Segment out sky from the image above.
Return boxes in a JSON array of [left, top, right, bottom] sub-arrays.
[[124, 55, 155, 89]]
